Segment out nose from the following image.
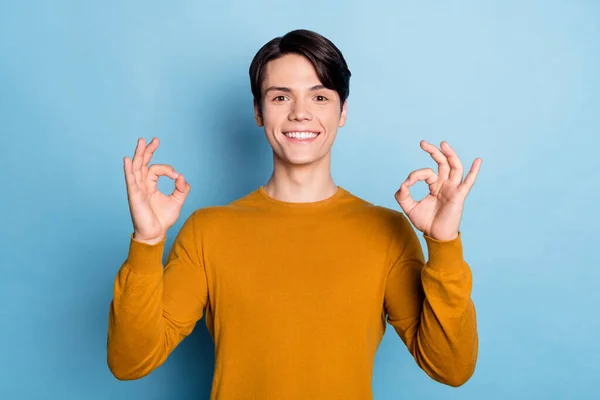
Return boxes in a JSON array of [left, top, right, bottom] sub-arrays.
[[288, 100, 313, 122]]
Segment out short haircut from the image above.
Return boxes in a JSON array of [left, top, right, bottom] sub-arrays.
[[249, 29, 351, 113]]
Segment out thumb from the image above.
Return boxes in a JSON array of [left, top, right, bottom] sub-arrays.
[[395, 181, 418, 214], [170, 174, 191, 204]]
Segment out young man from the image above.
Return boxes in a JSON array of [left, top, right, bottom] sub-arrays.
[[107, 29, 482, 399]]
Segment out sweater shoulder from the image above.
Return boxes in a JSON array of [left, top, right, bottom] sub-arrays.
[[185, 191, 261, 229], [341, 192, 420, 265], [344, 191, 411, 231]]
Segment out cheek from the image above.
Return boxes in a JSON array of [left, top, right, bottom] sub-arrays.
[[261, 107, 288, 129], [317, 109, 343, 128]]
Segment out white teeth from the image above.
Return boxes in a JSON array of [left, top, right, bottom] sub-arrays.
[[284, 131, 319, 140]]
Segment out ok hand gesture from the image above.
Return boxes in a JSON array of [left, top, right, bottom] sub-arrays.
[[124, 138, 191, 244], [395, 141, 482, 241]]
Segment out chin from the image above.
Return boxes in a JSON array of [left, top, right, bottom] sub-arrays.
[[277, 152, 326, 167], [286, 158, 318, 166]]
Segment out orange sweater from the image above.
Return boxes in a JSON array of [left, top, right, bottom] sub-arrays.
[[107, 186, 478, 399]]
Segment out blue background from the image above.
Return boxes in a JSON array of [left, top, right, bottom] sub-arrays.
[[1, 1, 599, 399]]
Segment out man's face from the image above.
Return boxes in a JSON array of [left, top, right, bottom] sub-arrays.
[[254, 53, 347, 166]]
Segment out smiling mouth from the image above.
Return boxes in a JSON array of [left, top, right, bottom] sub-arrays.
[[282, 131, 321, 141]]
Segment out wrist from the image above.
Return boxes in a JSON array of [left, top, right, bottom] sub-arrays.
[[427, 231, 459, 242], [132, 233, 165, 245]]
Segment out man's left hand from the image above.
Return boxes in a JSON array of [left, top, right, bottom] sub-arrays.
[[395, 140, 482, 241]]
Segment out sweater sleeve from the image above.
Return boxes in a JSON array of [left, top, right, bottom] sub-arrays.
[[383, 214, 478, 387], [107, 211, 208, 380]]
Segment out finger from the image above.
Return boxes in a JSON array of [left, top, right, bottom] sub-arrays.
[[148, 164, 179, 181], [147, 164, 179, 192], [170, 174, 191, 204], [123, 156, 139, 192], [441, 141, 464, 185], [395, 181, 419, 215], [458, 158, 482, 196], [420, 140, 450, 181], [405, 168, 438, 187], [132, 138, 146, 185], [142, 137, 160, 181]]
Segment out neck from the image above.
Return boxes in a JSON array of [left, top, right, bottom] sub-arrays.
[[263, 153, 338, 203]]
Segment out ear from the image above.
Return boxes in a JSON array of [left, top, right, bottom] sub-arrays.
[[253, 98, 264, 127], [338, 100, 348, 127]]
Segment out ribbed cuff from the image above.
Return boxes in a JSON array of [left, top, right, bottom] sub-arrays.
[[125, 233, 167, 274], [423, 231, 465, 271]]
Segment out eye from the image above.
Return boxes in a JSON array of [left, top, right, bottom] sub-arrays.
[[314, 95, 328, 102], [273, 95, 288, 102]]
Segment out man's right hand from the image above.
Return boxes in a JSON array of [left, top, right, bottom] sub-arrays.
[[123, 137, 191, 245]]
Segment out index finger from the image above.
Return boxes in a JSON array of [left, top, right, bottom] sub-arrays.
[[147, 163, 179, 193]]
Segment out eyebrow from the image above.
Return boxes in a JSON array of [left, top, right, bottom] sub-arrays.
[[263, 85, 327, 94]]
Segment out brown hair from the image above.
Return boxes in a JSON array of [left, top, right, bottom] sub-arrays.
[[249, 29, 351, 113]]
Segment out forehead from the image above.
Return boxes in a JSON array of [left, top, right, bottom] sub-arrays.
[[262, 53, 322, 90]]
